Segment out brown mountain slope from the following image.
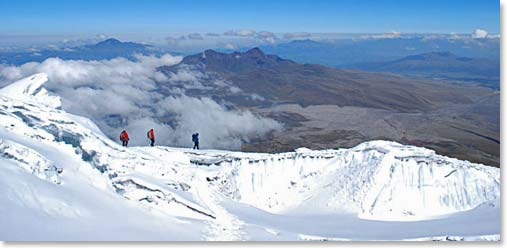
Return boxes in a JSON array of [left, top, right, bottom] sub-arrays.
[[160, 48, 489, 112], [158, 48, 498, 166]]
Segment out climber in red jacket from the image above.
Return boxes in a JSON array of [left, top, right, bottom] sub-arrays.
[[147, 128, 155, 147], [120, 130, 129, 147]]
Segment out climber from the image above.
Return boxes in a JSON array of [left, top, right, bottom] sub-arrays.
[[147, 128, 155, 147], [192, 132, 199, 150], [120, 129, 129, 147]]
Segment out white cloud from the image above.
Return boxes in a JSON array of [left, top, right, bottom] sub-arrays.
[[96, 33, 108, 40], [283, 32, 311, 39], [229, 85, 242, 94], [166, 68, 212, 90], [449, 32, 465, 40], [206, 33, 220, 37], [169, 69, 202, 82], [256, 31, 278, 43], [224, 29, 257, 37], [250, 93, 265, 101], [257, 31, 275, 38], [165, 35, 186, 46], [472, 29, 488, 39], [0, 55, 180, 90], [157, 96, 281, 149], [224, 43, 237, 50], [0, 54, 281, 149], [187, 33, 204, 40], [205, 32, 221, 37], [59, 35, 110, 47], [47, 44, 61, 51], [167, 66, 243, 94], [361, 31, 401, 39]]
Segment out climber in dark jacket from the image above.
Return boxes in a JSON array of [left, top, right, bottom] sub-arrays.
[[192, 132, 199, 150]]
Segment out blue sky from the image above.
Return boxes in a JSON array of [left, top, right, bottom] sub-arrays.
[[0, 0, 499, 35]]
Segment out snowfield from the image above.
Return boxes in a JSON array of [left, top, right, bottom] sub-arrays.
[[0, 73, 500, 241]]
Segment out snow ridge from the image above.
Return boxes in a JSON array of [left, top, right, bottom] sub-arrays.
[[0, 73, 61, 109], [196, 142, 499, 220]]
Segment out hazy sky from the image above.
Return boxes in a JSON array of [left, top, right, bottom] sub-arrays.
[[0, 0, 499, 35]]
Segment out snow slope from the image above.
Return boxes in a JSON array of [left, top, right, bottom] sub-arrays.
[[0, 73, 501, 241]]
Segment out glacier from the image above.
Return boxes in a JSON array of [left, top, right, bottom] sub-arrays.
[[0, 73, 500, 241]]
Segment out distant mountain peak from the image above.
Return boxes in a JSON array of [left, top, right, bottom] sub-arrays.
[[86, 38, 148, 50], [245, 47, 265, 57], [203, 49, 220, 56], [96, 38, 122, 45], [201, 47, 265, 57], [178, 47, 289, 71]]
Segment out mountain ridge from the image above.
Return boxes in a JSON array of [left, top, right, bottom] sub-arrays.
[[0, 38, 159, 65], [159, 48, 482, 112], [349, 51, 499, 88], [259, 38, 500, 67], [84, 38, 151, 51]]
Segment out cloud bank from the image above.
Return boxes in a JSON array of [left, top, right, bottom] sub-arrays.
[[187, 33, 204, 40], [0, 54, 282, 149], [224, 29, 257, 37], [360, 31, 401, 39], [283, 32, 311, 39], [472, 29, 488, 39]]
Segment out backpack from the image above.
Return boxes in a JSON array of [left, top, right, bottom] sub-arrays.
[[192, 133, 196, 142]]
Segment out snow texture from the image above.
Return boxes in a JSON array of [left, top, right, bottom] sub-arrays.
[[0, 74, 500, 241]]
